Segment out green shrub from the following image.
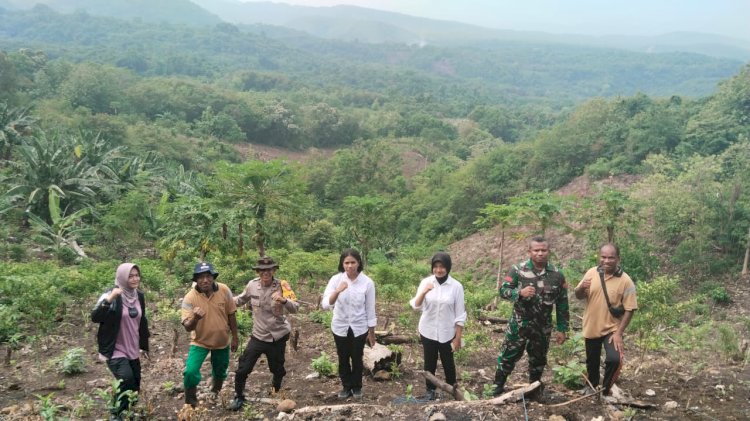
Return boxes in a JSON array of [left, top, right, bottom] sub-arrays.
[[552, 360, 586, 389], [56, 347, 87, 375], [310, 351, 337, 377], [308, 310, 332, 329]]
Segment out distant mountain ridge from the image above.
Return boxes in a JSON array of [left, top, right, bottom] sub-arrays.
[[192, 0, 750, 61], [1, 0, 222, 26]]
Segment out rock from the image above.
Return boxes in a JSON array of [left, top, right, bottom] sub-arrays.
[[664, 401, 679, 410], [591, 417, 604, 421], [305, 372, 320, 380], [478, 369, 486, 377], [373, 370, 391, 381], [610, 410, 624, 420], [549, 415, 566, 421], [277, 399, 296, 413], [277, 410, 294, 419], [429, 413, 447, 421], [645, 389, 656, 396]]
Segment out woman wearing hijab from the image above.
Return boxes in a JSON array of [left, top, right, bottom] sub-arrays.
[[91, 263, 150, 420], [410, 252, 466, 400], [321, 248, 377, 399]]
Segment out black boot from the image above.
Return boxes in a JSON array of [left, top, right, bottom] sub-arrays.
[[527, 373, 544, 401], [211, 378, 224, 394], [185, 387, 198, 407], [493, 370, 507, 396], [228, 395, 245, 411]]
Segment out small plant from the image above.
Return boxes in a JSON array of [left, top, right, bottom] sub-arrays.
[[308, 310, 333, 329], [242, 402, 263, 419], [56, 379, 66, 390], [310, 351, 337, 377], [717, 324, 743, 361], [35, 393, 64, 421], [460, 370, 473, 382], [96, 378, 138, 420], [622, 407, 638, 420], [552, 360, 586, 389], [389, 361, 402, 379], [72, 392, 95, 418], [462, 389, 478, 401], [405, 384, 413, 400], [387, 344, 404, 354], [709, 287, 731, 305], [481, 383, 496, 399], [56, 347, 87, 375]]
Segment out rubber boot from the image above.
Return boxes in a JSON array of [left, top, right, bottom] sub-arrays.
[[211, 378, 224, 394], [185, 386, 198, 407], [527, 373, 544, 401], [492, 370, 507, 396]]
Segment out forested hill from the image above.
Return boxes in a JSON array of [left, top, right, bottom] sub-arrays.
[[0, 4, 744, 104], [192, 0, 750, 61]]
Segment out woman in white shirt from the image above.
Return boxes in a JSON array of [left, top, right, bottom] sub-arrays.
[[321, 248, 377, 399], [410, 252, 466, 400]]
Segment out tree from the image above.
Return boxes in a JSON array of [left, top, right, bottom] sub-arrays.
[[4, 131, 124, 223], [210, 160, 308, 257], [509, 190, 568, 236], [339, 195, 397, 266]]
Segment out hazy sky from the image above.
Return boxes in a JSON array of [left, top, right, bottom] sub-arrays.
[[238, 0, 750, 41]]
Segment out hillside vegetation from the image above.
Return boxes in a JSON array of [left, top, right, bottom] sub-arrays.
[[0, 1, 749, 420]]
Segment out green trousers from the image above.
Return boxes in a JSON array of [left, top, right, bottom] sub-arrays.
[[183, 345, 230, 389]]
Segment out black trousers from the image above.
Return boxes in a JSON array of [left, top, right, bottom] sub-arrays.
[[421, 335, 456, 391], [235, 334, 289, 397], [333, 328, 367, 391], [585, 333, 622, 393], [106, 357, 141, 415]]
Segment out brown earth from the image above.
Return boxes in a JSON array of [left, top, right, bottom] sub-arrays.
[[1, 170, 749, 420], [0, 280, 748, 421]]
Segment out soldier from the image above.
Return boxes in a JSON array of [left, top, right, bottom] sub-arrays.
[[229, 256, 299, 411], [493, 236, 569, 399]]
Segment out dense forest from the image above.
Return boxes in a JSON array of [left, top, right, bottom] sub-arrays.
[[1, 1, 749, 420]]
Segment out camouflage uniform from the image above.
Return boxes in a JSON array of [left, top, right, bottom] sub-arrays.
[[495, 259, 569, 390]]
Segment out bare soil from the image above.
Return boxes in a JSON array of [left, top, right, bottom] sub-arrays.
[[1, 278, 748, 421], [1, 174, 749, 420]]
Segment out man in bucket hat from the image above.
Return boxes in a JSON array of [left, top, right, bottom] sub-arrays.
[[229, 256, 299, 411], [181, 262, 239, 407]]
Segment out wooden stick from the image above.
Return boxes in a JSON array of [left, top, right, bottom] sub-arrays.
[[421, 371, 465, 401], [546, 390, 600, 408], [378, 335, 416, 345], [477, 314, 508, 324], [487, 381, 541, 405]]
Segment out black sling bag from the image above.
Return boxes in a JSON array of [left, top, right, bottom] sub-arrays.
[[597, 267, 625, 318]]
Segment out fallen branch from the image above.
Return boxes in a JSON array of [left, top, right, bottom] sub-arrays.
[[422, 382, 542, 408], [378, 335, 416, 345], [420, 371, 464, 401], [477, 314, 508, 324], [488, 381, 541, 405]]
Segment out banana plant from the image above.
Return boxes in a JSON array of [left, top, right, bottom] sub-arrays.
[[27, 187, 91, 259]]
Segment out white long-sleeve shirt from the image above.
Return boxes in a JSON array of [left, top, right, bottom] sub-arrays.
[[410, 275, 466, 343], [321, 272, 377, 337]]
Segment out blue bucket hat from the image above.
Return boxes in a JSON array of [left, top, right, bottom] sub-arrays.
[[192, 262, 219, 280]]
